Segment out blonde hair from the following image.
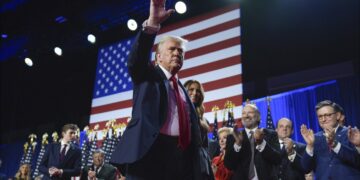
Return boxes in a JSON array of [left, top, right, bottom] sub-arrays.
[[217, 127, 233, 137], [14, 163, 31, 180], [155, 35, 188, 62]]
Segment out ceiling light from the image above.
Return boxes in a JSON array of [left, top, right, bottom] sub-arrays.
[[87, 34, 96, 44], [24, 57, 33, 67], [127, 19, 138, 31], [175, 1, 187, 14], [54, 47, 62, 56]]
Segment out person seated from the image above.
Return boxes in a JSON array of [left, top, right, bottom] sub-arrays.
[[14, 163, 31, 180], [81, 149, 117, 180], [212, 127, 233, 180]]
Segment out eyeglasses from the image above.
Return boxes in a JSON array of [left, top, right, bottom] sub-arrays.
[[317, 112, 336, 119]]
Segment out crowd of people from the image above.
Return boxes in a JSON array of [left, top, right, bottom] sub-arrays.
[[1, 0, 360, 179]]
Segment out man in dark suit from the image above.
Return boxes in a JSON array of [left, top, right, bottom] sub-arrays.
[[301, 100, 360, 179], [81, 149, 117, 180], [110, 0, 206, 179], [224, 104, 281, 180], [275, 118, 306, 180], [39, 124, 81, 180]]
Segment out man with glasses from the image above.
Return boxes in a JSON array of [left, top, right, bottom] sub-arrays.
[[300, 100, 360, 179]]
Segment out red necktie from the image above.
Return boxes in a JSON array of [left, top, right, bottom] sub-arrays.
[[170, 76, 190, 150], [60, 144, 67, 162]]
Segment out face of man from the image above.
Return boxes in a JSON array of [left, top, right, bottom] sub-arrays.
[[317, 106, 340, 130], [62, 129, 76, 143], [93, 153, 105, 167], [187, 83, 201, 104], [156, 39, 184, 75], [276, 118, 293, 140], [241, 105, 260, 129]]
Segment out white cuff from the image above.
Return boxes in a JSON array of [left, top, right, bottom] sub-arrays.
[[256, 140, 266, 152], [142, 20, 160, 34], [306, 147, 314, 157], [233, 143, 242, 152], [288, 151, 297, 162], [356, 146, 360, 154]]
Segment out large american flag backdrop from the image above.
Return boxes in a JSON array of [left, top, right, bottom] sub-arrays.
[[90, 4, 242, 128]]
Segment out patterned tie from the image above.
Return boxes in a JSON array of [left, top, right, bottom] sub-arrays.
[[59, 144, 67, 162], [170, 76, 190, 150], [248, 131, 255, 179]]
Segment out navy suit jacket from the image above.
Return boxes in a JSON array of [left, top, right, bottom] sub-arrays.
[[276, 141, 306, 180], [110, 31, 203, 177], [302, 126, 360, 180], [39, 142, 81, 180], [224, 128, 282, 180]]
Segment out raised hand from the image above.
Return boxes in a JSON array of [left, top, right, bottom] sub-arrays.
[[348, 126, 360, 147], [148, 0, 175, 26], [300, 124, 315, 149], [254, 128, 265, 145]]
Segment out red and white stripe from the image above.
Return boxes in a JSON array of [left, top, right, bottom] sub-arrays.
[[90, 4, 242, 129]]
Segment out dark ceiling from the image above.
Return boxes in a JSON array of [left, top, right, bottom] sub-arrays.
[[0, 0, 359, 143]]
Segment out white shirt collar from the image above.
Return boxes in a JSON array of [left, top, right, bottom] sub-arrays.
[[158, 64, 178, 80], [245, 127, 258, 137]]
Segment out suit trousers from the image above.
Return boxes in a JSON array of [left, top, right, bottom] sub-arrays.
[[127, 134, 193, 180]]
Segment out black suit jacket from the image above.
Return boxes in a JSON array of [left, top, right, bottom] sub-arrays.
[[224, 128, 281, 180], [110, 31, 204, 179], [80, 164, 117, 180], [39, 142, 81, 180], [276, 141, 306, 180]]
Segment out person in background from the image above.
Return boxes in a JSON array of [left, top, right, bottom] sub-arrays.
[[334, 103, 346, 126], [14, 163, 31, 180], [184, 79, 214, 179], [275, 118, 306, 180], [224, 103, 281, 180], [212, 127, 233, 180], [81, 149, 117, 180], [39, 123, 81, 180], [301, 100, 360, 179]]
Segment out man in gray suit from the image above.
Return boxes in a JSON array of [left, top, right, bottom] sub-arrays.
[[81, 149, 117, 180]]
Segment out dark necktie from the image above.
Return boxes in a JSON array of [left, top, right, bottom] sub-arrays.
[[170, 76, 190, 150], [59, 144, 67, 162], [249, 131, 255, 179]]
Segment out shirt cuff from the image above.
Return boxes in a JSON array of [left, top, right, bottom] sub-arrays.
[[356, 146, 360, 154], [256, 140, 267, 152], [306, 147, 314, 157], [142, 20, 160, 34], [234, 143, 242, 152], [332, 142, 341, 154], [288, 151, 297, 162]]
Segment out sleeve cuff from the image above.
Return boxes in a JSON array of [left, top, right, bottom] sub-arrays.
[[142, 20, 160, 34], [234, 143, 242, 152], [288, 151, 297, 162], [256, 140, 267, 152], [306, 147, 314, 157]]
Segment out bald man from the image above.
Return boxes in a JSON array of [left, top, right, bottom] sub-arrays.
[[276, 118, 306, 180]]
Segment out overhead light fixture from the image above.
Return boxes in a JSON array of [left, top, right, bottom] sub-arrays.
[[54, 47, 62, 56], [1, 34, 8, 39], [175, 1, 187, 14], [24, 57, 33, 67], [87, 34, 96, 44], [127, 19, 138, 31]]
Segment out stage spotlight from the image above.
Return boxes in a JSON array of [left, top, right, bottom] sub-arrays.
[[54, 47, 62, 56], [175, 1, 187, 14], [87, 34, 96, 44], [127, 19, 138, 31], [24, 57, 33, 67]]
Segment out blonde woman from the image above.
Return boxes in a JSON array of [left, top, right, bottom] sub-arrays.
[[212, 127, 233, 180], [14, 163, 31, 180]]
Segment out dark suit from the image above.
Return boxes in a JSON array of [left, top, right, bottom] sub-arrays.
[[276, 141, 306, 180], [80, 164, 117, 180], [302, 126, 360, 180], [110, 31, 204, 179], [39, 143, 81, 180], [224, 128, 281, 180]]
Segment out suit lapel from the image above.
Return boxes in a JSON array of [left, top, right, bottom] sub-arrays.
[[53, 143, 61, 164]]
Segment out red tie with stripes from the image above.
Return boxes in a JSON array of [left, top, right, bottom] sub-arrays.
[[170, 76, 190, 150]]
